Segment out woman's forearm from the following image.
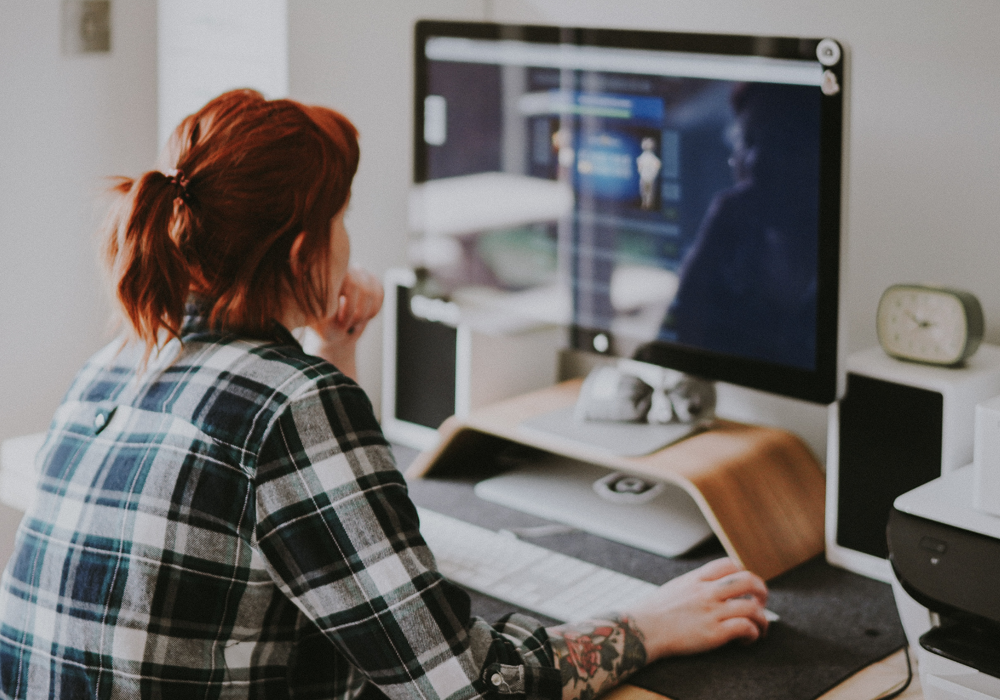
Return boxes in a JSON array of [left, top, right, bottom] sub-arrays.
[[548, 615, 647, 700]]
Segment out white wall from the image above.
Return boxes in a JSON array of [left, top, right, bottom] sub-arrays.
[[288, 0, 488, 415], [0, 1, 159, 445], [5, 1, 998, 455], [159, 0, 289, 148], [289, 0, 1000, 458]]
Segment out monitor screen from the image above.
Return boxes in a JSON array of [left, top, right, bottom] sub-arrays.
[[413, 22, 843, 404]]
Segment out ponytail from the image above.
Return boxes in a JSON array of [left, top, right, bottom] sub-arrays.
[[101, 89, 360, 357], [105, 171, 192, 354]]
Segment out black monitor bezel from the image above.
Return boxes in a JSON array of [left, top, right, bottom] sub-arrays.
[[414, 20, 843, 405]]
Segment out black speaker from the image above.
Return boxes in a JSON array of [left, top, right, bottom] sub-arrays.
[[393, 283, 458, 431], [826, 346, 1000, 581], [381, 269, 563, 450]]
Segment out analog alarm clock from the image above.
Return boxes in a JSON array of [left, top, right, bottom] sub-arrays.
[[876, 284, 984, 366]]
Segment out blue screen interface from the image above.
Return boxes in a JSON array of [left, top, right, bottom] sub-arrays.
[[419, 38, 825, 371]]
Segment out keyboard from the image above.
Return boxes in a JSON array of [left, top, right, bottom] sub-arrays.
[[419, 507, 660, 622], [418, 508, 778, 624]]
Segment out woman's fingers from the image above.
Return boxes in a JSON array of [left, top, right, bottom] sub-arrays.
[[690, 558, 768, 607], [719, 596, 769, 631], [694, 557, 742, 581], [334, 268, 384, 331], [715, 616, 763, 645], [310, 267, 384, 352], [626, 557, 770, 660], [713, 570, 768, 607]]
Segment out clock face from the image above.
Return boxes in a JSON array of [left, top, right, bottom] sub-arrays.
[[876, 286, 977, 365]]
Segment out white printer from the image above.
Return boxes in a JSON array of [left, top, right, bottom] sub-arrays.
[[888, 463, 1000, 700]]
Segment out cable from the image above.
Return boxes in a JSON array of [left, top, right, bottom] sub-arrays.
[[873, 645, 913, 700]]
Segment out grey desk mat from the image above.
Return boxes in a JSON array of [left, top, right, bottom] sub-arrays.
[[400, 445, 906, 700]]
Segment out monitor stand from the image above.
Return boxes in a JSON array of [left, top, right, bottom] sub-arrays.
[[405, 379, 827, 580], [471, 372, 715, 556], [518, 406, 705, 458], [474, 455, 715, 557]]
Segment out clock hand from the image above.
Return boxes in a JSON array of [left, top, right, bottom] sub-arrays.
[[905, 311, 933, 329]]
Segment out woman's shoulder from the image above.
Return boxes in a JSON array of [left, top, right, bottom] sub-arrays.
[[70, 329, 348, 393], [63, 331, 375, 464], [176, 331, 368, 444]]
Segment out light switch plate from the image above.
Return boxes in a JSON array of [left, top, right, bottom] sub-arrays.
[[62, 0, 111, 54]]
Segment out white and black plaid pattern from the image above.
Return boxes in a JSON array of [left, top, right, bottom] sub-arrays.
[[0, 305, 560, 700]]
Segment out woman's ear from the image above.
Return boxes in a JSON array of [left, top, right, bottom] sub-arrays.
[[288, 231, 307, 277]]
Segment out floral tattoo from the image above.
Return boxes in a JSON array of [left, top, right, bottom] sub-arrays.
[[549, 615, 647, 700]]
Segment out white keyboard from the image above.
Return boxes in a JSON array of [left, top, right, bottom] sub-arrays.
[[418, 508, 779, 625], [418, 507, 658, 622]]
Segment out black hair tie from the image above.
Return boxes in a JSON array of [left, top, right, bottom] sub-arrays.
[[165, 168, 191, 201]]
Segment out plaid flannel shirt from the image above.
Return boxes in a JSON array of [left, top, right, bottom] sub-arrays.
[[0, 307, 562, 700]]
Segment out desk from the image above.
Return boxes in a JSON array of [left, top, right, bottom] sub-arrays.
[[403, 469, 919, 700], [399, 380, 917, 700], [603, 649, 923, 699]]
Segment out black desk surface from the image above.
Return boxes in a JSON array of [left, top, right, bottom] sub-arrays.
[[395, 445, 907, 700]]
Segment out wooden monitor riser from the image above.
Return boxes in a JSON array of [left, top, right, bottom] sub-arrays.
[[407, 379, 826, 581]]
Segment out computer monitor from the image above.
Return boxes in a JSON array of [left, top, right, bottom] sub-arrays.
[[412, 21, 844, 406]]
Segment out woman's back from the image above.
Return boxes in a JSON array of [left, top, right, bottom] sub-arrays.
[[0, 301, 402, 698]]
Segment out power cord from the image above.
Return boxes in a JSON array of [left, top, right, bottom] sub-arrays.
[[873, 645, 913, 700]]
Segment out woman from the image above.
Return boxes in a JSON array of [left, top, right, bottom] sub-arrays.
[[0, 90, 768, 700]]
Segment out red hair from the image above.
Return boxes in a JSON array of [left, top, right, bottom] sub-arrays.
[[103, 89, 359, 352]]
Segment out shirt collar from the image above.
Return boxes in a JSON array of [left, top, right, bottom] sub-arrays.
[[180, 296, 302, 349]]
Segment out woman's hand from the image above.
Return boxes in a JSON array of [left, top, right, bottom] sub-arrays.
[[310, 267, 384, 380], [548, 558, 768, 700], [627, 557, 769, 662]]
